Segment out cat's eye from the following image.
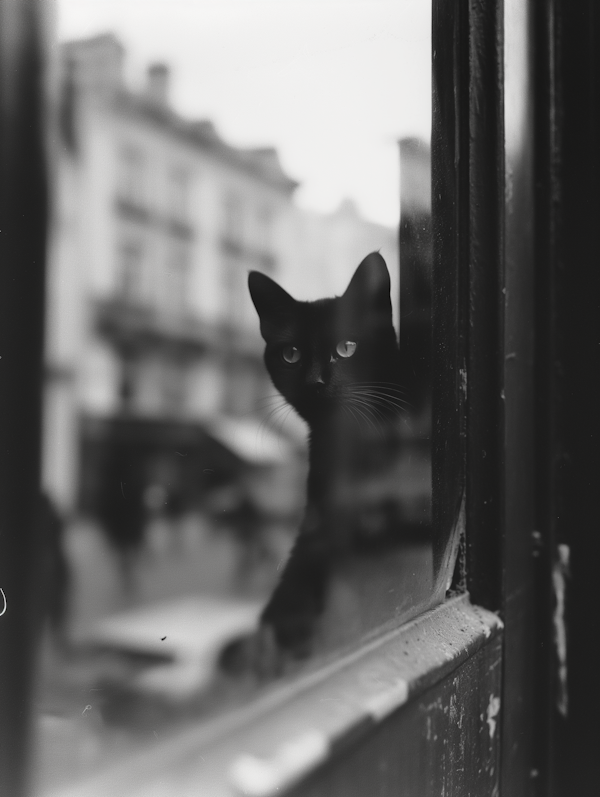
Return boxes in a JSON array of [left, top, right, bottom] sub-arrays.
[[335, 340, 357, 359], [281, 345, 301, 364]]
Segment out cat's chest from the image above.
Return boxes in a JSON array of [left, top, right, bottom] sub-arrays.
[[307, 417, 403, 504]]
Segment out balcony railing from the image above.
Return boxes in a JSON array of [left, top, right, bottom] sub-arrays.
[[94, 297, 262, 358], [114, 196, 194, 240]]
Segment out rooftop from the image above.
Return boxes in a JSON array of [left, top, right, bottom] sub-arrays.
[[61, 33, 299, 193]]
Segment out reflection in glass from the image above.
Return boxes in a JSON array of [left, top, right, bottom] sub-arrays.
[[33, 4, 439, 792]]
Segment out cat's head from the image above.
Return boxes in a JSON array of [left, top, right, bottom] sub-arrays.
[[248, 252, 401, 426]]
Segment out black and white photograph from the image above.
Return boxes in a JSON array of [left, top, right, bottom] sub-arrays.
[[1, 1, 598, 795]]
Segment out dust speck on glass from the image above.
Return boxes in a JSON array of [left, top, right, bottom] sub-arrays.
[[32, 0, 444, 790]]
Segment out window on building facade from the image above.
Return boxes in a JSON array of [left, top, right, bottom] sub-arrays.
[[166, 167, 189, 222], [162, 245, 189, 315], [256, 204, 273, 255], [221, 252, 247, 324], [223, 192, 244, 247], [118, 145, 147, 207], [118, 239, 145, 303]]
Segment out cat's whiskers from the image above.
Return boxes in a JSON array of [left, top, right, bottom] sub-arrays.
[[345, 397, 381, 435], [257, 401, 289, 441], [279, 404, 296, 437], [351, 393, 405, 415], [248, 397, 288, 431], [256, 395, 285, 415], [261, 396, 302, 445], [352, 382, 407, 397], [351, 399, 387, 435], [342, 401, 368, 435], [351, 397, 388, 427], [255, 406, 287, 460], [353, 381, 409, 398], [338, 386, 388, 429], [350, 387, 410, 411], [254, 393, 287, 410], [351, 388, 403, 407], [354, 380, 409, 396]]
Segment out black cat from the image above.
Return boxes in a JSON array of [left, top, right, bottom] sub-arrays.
[[223, 252, 407, 676]]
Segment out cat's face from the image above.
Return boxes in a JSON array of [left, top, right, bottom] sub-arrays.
[[248, 252, 400, 426]]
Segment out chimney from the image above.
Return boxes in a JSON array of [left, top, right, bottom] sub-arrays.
[[62, 34, 125, 97], [146, 63, 170, 109]]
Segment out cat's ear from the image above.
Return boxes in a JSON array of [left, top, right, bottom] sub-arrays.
[[343, 252, 392, 317], [248, 271, 297, 340]]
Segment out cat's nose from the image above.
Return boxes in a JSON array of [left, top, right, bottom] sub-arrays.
[[306, 362, 325, 388], [306, 376, 326, 398]]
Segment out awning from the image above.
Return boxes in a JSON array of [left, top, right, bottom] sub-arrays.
[[205, 415, 295, 466]]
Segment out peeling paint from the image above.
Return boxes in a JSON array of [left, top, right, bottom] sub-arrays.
[[449, 694, 458, 724], [422, 697, 443, 713], [486, 695, 501, 739], [553, 544, 570, 717], [459, 367, 467, 398]]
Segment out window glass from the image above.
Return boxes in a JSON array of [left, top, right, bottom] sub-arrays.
[[34, 1, 442, 792]]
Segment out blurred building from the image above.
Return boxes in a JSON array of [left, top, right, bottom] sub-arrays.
[[44, 33, 399, 542], [45, 33, 302, 528]]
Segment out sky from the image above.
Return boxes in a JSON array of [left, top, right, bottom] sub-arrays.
[[55, 0, 431, 227]]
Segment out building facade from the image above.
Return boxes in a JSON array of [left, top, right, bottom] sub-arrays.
[[44, 33, 398, 539]]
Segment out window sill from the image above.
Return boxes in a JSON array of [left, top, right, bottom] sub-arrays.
[[48, 594, 502, 797]]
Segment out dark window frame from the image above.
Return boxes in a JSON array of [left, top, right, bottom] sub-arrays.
[[0, 3, 50, 795]]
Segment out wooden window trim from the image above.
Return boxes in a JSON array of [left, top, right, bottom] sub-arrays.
[[50, 594, 502, 797]]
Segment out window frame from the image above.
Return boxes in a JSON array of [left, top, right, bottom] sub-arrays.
[[6, 0, 599, 794], [49, 595, 503, 797]]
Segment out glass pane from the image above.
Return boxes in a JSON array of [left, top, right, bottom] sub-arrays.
[[33, 0, 440, 791]]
